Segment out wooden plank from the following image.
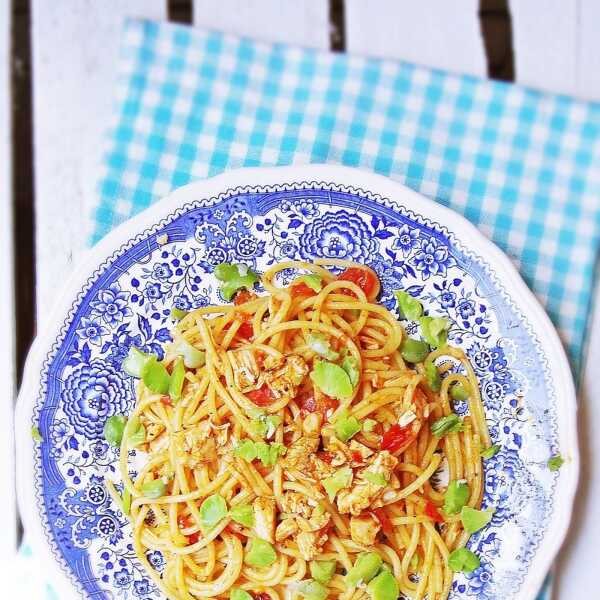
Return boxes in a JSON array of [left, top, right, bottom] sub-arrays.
[[31, 0, 166, 327], [555, 282, 600, 599], [0, 0, 17, 561], [193, 0, 330, 49], [509, 0, 579, 97], [344, 0, 487, 76], [578, 0, 600, 100], [510, 0, 600, 101]]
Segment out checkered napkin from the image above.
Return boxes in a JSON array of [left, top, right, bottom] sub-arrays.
[[94, 19, 600, 382], [32, 16, 600, 600]]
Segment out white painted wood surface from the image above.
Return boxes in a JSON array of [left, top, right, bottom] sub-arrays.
[[345, 0, 487, 77], [510, 0, 600, 101], [578, 0, 600, 101], [554, 285, 600, 598], [31, 0, 167, 328], [17, 2, 600, 599], [0, 0, 17, 562], [193, 0, 330, 48], [510, 0, 579, 97]]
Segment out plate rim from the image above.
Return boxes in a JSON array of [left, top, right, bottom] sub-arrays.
[[15, 164, 579, 600]]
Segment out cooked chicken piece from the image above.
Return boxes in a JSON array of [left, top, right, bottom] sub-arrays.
[[210, 421, 230, 447], [348, 440, 374, 464], [138, 418, 168, 453], [147, 433, 170, 454], [337, 451, 398, 516], [362, 450, 397, 480], [329, 452, 348, 468], [350, 513, 381, 546], [275, 518, 298, 542], [302, 412, 323, 437], [311, 456, 337, 480], [322, 437, 351, 466], [280, 433, 339, 481], [264, 354, 309, 400], [173, 421, 217, 468], [216, 439, 235, 458], [253, 496, 276, 543], [296, 509, 331, 533], [280, 436, 319, 472], [310, 509, 331, 531], [228, 348, 261, 392], [337, 482, 376, 516], [144, 421, 165, 443], [263, 354, 282, 370], [383, 386, 427, 455], [280, 492, 314, 519], [280, 491, 331, 535], [296, 530, 328, 561]]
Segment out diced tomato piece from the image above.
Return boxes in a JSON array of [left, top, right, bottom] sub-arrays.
[[379, 387, 425, 454], [297, 392, 317, 413], [236, 320, 254, 340], [224, 317, 254, 340], [177, 515, 190, 529], [291, 281, 317, 298], [233, 289, 256, 305], [160, 396, 173, 407], [381, 423, 412, 453], [351, 451, 364, 462], [247, 384, 274, 407], [424, 501, 444, 524], [317, 451, 335, 464], [336, 267, 380, 300], [188, 531, 200, 544], [297, 391, 339, 418], [372, 507, 393, 535], [252, 593, 271, 600], [224, 523, 245, 540]]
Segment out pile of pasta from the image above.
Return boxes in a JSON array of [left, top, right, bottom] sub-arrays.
[[105, 259, 493, 600]]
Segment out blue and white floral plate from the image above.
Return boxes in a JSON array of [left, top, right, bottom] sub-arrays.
[[16, 165, 578, 600]]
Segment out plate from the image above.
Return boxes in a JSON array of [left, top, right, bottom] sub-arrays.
[[16, 165, 578, 599]]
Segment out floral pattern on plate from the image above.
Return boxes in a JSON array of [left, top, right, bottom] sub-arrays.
[[31, 182, 561, 600]]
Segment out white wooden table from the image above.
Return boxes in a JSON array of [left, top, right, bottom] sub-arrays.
[[2, 1, 600, 597]]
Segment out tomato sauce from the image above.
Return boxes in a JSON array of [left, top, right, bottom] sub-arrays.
[[290, 281, 317, 298], [381, 423, 412, 453], [372, 507, 393, 535], [424, 501, 445, 524], [297, 391, 339, 418], [336, 267, 380, 300], [233, 289, 256, 305], [247, 384, 274, 407]]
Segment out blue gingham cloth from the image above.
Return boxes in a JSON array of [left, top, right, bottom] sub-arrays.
[[94, 19, 600, 382], [28, 16, 600, 600]]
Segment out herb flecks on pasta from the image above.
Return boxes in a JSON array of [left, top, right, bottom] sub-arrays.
[[105, 259, 492, 600]]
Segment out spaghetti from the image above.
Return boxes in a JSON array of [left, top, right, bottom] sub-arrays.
[[107, 259, 492, 600]]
